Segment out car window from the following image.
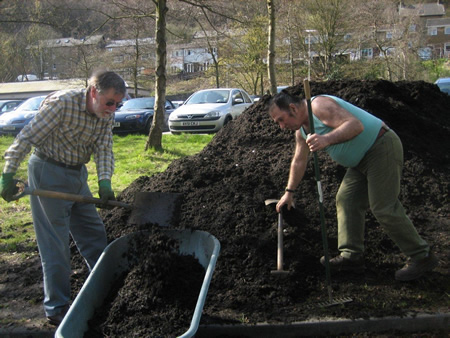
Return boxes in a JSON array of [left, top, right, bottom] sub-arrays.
[[232, 90, 244, 105], [1, 102, 20, 112], [186, 90, 229, 104], [241, 91, 252, 103], [165, 100, 174, 109], [120, 98, 155, 110], [18, 97, 45, 111]]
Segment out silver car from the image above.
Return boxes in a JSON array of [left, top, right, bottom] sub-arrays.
[[168, 88, 253, 134]]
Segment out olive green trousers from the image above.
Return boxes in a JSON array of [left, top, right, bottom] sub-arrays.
[[335, 130, 429, 260]]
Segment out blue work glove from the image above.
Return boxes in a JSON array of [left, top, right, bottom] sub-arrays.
[[98, 179, 116, 209], [0, 172, 19, 202]]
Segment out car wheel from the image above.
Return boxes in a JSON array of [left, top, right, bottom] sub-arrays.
[[145, 117, 153, 134], [223, 115, 232, 127]]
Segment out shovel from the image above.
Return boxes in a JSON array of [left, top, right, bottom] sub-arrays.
[[303, 79, 352, 307], [265, 198, 289, 276], [11, 181, 183, 227]]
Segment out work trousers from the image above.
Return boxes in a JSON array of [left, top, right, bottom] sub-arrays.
[[28, 154, 107, 317], [335, 130, 429, 260]]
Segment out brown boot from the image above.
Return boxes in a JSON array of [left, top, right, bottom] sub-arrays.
[[320, 255, 365, 274], [395, 251, 439, 281]]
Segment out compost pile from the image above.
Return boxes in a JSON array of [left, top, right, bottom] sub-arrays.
[[75, 80, 449, 334]]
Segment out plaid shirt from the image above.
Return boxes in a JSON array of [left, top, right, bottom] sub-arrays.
[[3, 89, 114, 181]]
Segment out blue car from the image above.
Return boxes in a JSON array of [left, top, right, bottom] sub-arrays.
[[113, 97, 176, 134], [0, 96, 46, 135], [0, 99, 24, 116], [434, 77, 450, 95]]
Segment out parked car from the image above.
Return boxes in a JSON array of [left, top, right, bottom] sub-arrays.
[[0, 100, 24, 116], [0, 96, 46, 135], [168, 88, 253, 134], [113, 97, 176, 134], [171, 100, 184, 108], [434, 77, 450, 95], [249, 94, 260, 102], [16, 74, 38, 82]]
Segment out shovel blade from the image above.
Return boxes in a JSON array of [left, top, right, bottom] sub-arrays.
[[128, 192, 183, 227]]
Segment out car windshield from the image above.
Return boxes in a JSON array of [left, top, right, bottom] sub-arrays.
[[18, 97, 44, 111], [186, 90, 229, 105], [119, 98, 155, 110]]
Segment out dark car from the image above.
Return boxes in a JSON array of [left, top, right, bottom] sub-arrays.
[[0, 96, 46, 135], [113, 97, 176, 134], [0, 100, 24, 116]]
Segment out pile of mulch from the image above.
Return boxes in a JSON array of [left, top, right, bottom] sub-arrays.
[[72, 80, 449, 335]]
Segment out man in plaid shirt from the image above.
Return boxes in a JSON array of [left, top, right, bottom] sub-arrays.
[[0, 70, 127, 326]]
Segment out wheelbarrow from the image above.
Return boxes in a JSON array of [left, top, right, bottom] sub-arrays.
[[55, 229, 221, 338]]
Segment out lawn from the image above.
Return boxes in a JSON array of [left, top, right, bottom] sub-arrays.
[[0, 133, 213, 252]]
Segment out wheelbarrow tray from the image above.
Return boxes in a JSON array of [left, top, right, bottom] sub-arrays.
[[55, 229, 220, 338]]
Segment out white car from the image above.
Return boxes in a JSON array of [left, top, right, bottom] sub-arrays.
[[168, 88, 253, 134]]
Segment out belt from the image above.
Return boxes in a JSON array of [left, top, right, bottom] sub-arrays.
[[34, 150, 83, 170], [375, 124, 390, 141]]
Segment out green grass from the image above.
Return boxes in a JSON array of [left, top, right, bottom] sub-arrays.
[[0, 133, 213, 252]]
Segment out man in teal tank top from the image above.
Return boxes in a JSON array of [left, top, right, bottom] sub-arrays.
[[268, 90, 438, 281]]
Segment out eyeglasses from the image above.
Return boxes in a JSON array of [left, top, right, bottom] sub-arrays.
[[105, 101, 121, 107]]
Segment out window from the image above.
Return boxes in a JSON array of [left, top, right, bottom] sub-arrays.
[[428, 27, 437, 36], [445, 26, 450, 35], [409, 24, 416, 32], [186, 63, 194, 73], [445, 43, 450, 53], [114, 55, 124, 63], [305, 36, 318, 44], [361, 48, 373, 59], [386, 32, 393, 39]]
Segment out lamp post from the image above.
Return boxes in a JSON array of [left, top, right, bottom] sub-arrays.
[[305, 30, 316, 81]]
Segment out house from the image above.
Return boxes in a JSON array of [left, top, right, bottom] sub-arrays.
[[399, 2, 449, 59], [0, 79, 149, 100], [33, 35, 107, 80], [426, 17, 450, 58]]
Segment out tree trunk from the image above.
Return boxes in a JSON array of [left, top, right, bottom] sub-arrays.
[[146, 0, 168, 151], [267, 0, 277, 95]]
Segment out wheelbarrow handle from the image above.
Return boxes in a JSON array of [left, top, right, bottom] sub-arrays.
[[11, 180, 132, 209]]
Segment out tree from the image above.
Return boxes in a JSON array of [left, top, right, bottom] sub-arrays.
[[219, 16, 267, 95], [267, 0, 277, 95], [146, 0, 168, 151]]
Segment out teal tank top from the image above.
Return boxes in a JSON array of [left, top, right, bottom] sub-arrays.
[[300, 95, 382, 167]]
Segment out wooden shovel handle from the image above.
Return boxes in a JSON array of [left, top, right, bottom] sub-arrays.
[[304, 79, 312, 100], [30, 188, 132, 209]]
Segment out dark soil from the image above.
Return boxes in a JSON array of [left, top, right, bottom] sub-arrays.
[[85, 229, 205, 337], [1, 79, 448, 336]]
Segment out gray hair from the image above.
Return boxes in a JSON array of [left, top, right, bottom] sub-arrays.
[[88, 70, 126, 96]]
